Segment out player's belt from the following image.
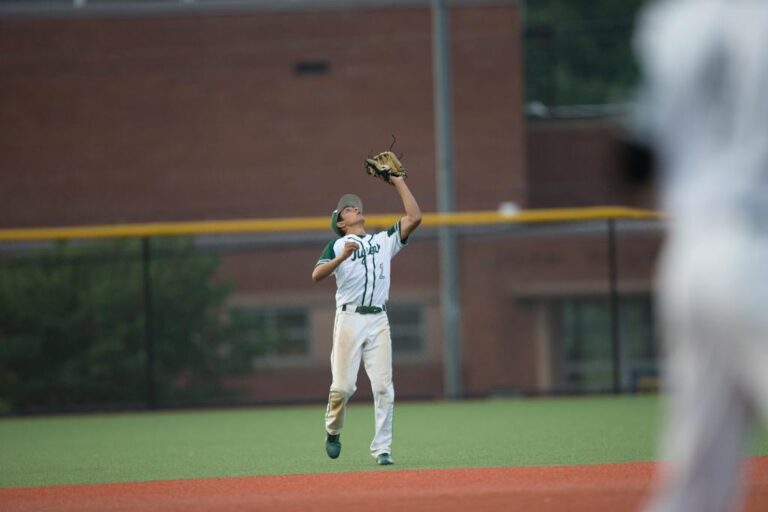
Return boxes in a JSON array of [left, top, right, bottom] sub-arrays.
[[341, 304, 387, 314]]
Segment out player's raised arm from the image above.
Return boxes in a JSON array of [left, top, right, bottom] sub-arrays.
[[363, 147, 420, 239], [312, 241, 358, 282], [391, 176, 421, 240]]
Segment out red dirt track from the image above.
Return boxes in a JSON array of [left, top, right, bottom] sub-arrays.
[[2, 458, 768, 512]]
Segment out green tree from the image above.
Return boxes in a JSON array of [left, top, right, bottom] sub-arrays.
[[0, 238, 264, 412], [524, 0, 648, 107]]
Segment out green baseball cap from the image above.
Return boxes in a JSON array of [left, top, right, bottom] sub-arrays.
[[330, 193, 363, 237]]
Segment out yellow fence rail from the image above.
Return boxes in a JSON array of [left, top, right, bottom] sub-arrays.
[[0, 206, 662, 242]]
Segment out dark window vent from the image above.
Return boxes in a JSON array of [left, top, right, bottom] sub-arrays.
[[294, 60, 330, 75]]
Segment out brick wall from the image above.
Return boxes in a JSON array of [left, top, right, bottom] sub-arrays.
[[526, 119, 654, 208], [0, 3, 525, 228]]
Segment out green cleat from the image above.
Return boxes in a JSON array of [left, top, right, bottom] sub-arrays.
[[325, 433, 341, 459], [376, 453, 394, 466]]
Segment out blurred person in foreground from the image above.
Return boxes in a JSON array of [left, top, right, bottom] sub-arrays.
[[634, 1, 768, 511]]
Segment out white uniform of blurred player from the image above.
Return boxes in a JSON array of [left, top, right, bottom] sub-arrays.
[[635, 1, 768, 511], [312, 176, 421, 465]]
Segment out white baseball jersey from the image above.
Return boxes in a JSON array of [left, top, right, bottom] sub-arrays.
[[316, 220, 408, 308]]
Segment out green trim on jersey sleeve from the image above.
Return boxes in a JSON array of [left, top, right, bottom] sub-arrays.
[[315, 240, 336, 266], [388, 220, 409, 245]]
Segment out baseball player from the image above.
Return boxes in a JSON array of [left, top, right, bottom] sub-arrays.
[[634, 1, 768, 511], [312, 174, 421, 466]]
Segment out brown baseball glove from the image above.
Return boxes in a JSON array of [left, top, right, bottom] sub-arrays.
[[364, 151, 408, 184]]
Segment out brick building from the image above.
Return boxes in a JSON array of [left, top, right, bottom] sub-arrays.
[[0, 0, 661, 405]]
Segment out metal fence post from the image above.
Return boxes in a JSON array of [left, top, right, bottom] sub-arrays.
[[141, 236, 157, 408], [432, 0, 462, 399], [607, 219, 622, 393]]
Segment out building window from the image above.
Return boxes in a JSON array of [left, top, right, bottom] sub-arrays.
[[294, 60, 330, 76], [388, 303, 425, 356], [551, 295, 657, 392], [229, 307, 309, 357]]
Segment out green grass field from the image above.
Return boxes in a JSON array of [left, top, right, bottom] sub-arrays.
[[1, 395, 766, 489]]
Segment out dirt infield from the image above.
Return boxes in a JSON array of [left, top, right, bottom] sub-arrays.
[[2, 458, 767, 512]]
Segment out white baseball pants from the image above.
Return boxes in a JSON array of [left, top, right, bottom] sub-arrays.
[[325, 308, 395, 458], [645, 221, 768, 512]]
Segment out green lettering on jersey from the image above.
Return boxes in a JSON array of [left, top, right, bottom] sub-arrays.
[[351, 242, 381, 261]]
